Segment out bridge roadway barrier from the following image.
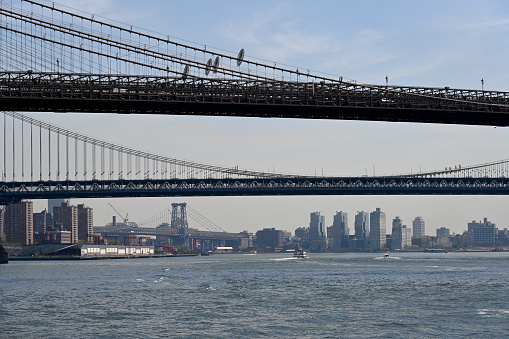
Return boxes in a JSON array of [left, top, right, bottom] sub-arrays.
[[1, 72, 509, 126]]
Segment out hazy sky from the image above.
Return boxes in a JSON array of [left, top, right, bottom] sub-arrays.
[[26, 0, 509, 235]]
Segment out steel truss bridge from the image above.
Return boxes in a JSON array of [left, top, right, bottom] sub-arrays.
[[2, 110, 509, 205], [93, 225, 244, 244], [0, 0, 509, 126], [0, 0, 509, 206]]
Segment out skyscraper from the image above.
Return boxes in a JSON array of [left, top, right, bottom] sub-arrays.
[[412, 216, 426, 238], [369, 208, 386, 250], [392, 216, 412, 250], [53, 202, 78, 243], [330, 211, 348, 250], [354, 211, 369, 240], [3, 201, 33, 245], [309, 212, 326, 250], [401, 226, 412, 249], [391, 216, 403, 250], [77, 204, 94, 243]]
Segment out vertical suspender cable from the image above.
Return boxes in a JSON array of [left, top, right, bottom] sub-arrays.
[[3, 113, 5, 181], [83, 136, 87, 179], [21, 115, 24, 181], [30, 119, 33, 182], [12, 115, 15, 181], [66, 131, 69, 181], [48, 126, 51, 180], [92, 142, 96, 180], [39, 124, 42, 181], [57, 127, 60, 180], [75, 137, 78, 179]]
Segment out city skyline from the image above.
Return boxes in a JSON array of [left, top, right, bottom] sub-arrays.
[[21, 0, 509, 235]]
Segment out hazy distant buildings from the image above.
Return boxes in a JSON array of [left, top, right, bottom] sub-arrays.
[[33, 209, 50, 234], [354, 211, 369, 241], [329, 211, 348, 250], [436, 227, 450, 237], [391, 216, 403, 250], [295, 227, 309, 240], [256, 228, 284, 249], [369, 208, 386, 250], [391, 217, 412, 250], [309, 212, 326, 250], [412, 216, 426, 238], [401, 226, 412, 248], [48, 199, 69, 213], [469, 218, 497, 247], [3, 201, 33, 245]]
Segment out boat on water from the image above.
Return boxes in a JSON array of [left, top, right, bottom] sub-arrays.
[[383, 253, 390, 258], [293, 249, 308, 259]]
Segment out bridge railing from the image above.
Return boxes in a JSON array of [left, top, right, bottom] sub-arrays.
[[1, 71, 508, 113]]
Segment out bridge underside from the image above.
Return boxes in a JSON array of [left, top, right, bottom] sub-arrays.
[[2, 177, 509, 204], [2, 97, 509, 126]]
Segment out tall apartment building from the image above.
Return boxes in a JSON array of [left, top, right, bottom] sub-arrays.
[[33, 209, 50, 234], [412, 216, 426, 238], [309, 212, 326, 250], [469, 218, 497, 247], [256, 228, 284, 249], [329, 211, 348, 250], [391, 216, 403, 250], [401, 226, 412, 248], [3, 201, 33, 245], [369, 208, 386, 250], [77, 204, 94, 243], [436, 227, 450, 237], [53, 202, 78, 243], [354, 211, 369, 240]]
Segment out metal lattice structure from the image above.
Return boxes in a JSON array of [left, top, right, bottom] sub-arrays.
[[0, 1, 508, 125], [2, 111, 509, 204], [170, 203, 188, 232], [1, 1, 509, 204]]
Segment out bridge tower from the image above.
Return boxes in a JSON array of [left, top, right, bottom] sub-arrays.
[[171, 203, 188, 232]]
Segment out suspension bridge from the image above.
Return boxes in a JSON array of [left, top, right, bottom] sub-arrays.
[[0, 0, 508, 125], [95, 203, 246, 250], [1, 0, 509, 207]]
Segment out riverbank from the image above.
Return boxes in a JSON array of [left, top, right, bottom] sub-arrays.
[[8, 253, 199, 261]]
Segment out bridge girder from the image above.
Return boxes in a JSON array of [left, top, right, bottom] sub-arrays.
[[2, 177, 509, 204]]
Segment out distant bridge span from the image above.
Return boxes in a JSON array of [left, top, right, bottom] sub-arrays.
[[3, 176, 509, 205]]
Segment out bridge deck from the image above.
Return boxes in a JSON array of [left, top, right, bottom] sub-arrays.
[[1, 72, 509, 126]]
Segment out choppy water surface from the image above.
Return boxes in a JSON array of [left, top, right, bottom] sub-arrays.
[[1, 252, 509, 338]]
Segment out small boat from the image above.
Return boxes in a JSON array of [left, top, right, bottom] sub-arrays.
[[383, 253, 390, 258], [293, 249, 308, 259]]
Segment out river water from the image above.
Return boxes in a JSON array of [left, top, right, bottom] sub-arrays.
[[1, 252, 508, 338]]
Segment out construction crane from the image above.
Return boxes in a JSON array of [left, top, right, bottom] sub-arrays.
[[108, 203, 129, 223]]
